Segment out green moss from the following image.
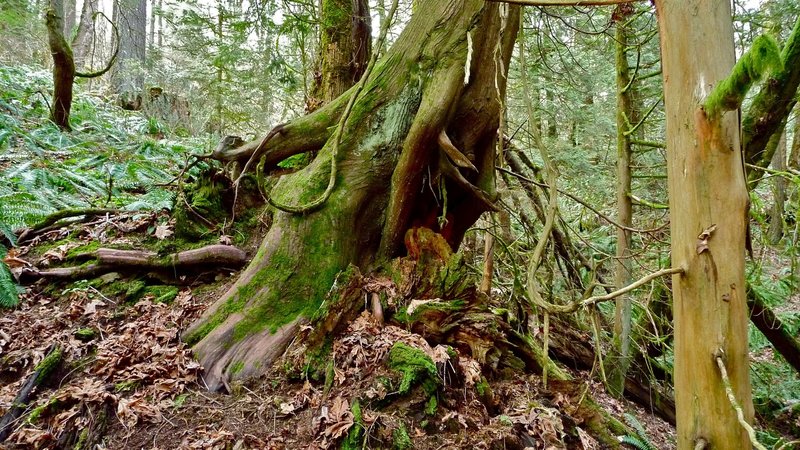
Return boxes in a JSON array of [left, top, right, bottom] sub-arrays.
[[34, 347, 63, 383], [114, 379, 139, 393], [341, 398, 364, 450], [424, 394, 438, 416], [74, 327, 96, 341], [705, 34, 783, 117], [145, 285, 179, 303], [229, 360, 245, 376], [183, 292, 247, 346], [65, 241, 101, 260], [388, 342, 439, 395], [27, 397, 58, 424], [392, 424, 412, 450], [125, 280, 147, 301], [476, 376, 490, 397]]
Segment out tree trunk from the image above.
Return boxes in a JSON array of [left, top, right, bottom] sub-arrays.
[[308, 0, 371, 111], [72, 0, 98, 71], [46, 0, 76, 130], [64, 0, 75, 37], [112, 0, 147, 104], [654, 0, 754, 448], [607, 2, 636, 398], [768, 130, 787, 245], [186, 1, 520, 391]]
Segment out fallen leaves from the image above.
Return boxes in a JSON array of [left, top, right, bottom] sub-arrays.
[[0, 289, 205, 447]]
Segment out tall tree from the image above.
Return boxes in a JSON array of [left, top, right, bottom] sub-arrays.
[[308, 0, 371, 110], [607, 2, 637, 398], [655, 0, 755, 447], [112, 0, 147, 104], [72, 0, 99, 70], [186, 1, 520, 390]]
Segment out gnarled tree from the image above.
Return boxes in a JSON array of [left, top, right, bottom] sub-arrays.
[[185, 2, 521, 390]]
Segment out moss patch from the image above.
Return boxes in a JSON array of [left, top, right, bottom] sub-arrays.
[[392, 424, 412, 450], [388, 342, 439, 395], [705, 34, 782, 117]]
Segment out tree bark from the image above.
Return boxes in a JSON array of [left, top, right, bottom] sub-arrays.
[[308, 0, 371, 111], [72, 0, 99, 70], [46, 0, 76, 130], [185, 1, 520, 391], [607, 2, 636, 398], [654, 0, 754, 447], [112, 0, 147, 103], [768, 130, 787, 244]]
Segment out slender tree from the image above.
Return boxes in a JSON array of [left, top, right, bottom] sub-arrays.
[[607, 2, 637, 398], [655, 0, 755, 447]]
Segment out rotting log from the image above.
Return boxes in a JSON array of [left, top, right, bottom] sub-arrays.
[[0, 345, 62, 443], [18, 245, 247, 282]]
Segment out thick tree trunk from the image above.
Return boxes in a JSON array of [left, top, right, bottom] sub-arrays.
[[112, 0, 147, 104], [186, 1, 520, 391], [654, 0, 754, 448], [72, 0, 99, 71], [308, 0, 371, 110]]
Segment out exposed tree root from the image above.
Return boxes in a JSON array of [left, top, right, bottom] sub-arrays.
[[18, 245, 247, 282]]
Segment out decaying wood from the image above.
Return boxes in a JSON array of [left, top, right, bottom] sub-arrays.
[[0, 345, 62, 443], [19, 245, 247, 282], [17, 208, 120, 243], [748, 292, 800, 375]]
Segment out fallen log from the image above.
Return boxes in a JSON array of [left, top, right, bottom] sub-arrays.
[[748, 292, 800, 375], [0, 344, 62, 442], [18, 245, 248, 282]]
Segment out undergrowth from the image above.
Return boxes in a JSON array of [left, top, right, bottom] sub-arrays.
[[0, 64, 215, 307]]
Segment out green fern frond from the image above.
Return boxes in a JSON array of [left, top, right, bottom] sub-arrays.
[[124, 189, 176, 212], [622, 414, 657, 450], [0, 247, 20, 308], [620, 435, 657, 450]]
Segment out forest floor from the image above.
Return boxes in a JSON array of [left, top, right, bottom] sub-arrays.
[[0, 209, 677, 450]]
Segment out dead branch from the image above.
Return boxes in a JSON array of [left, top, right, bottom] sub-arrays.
[[19, 245, 248, 282], [0, 344, 62, 443], [16, 208, 120, 243]]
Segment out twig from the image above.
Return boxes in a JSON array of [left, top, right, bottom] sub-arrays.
[[715, 352, 767, 450]]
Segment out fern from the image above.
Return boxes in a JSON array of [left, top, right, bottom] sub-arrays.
[[0, 246, 20, 308], [620, 413, 657, 450]]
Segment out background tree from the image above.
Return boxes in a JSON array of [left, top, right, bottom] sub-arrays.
[[112, 0, 146, 106]]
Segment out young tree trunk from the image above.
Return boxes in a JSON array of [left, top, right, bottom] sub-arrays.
[[607, 2, 636, 398], [768, 129, 787, 245], [654, 0, 754, 447], [46, 0, 76, 130], [186, 1, 520, 391]]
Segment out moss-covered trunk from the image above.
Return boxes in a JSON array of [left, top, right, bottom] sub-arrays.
[[184, 1, 520, 391], [46, 0, 76, 131]]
